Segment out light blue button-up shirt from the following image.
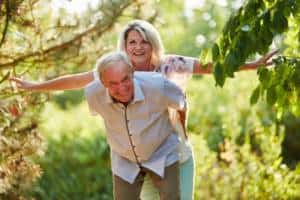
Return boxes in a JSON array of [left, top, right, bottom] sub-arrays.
[[85, 72, 186, 183]]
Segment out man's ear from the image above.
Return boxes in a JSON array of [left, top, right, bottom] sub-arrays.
[[99, 75, 107, 87]]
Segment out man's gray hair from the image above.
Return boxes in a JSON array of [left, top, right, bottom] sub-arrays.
[[95, 51, 133, 79], [117, 20, 165, 69]]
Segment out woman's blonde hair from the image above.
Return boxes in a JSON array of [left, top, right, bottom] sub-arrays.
[[117, 20, 165, 69]]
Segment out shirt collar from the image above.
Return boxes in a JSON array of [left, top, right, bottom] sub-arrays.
[[104, 88, 114, 104], [104, 78, 145, 104]]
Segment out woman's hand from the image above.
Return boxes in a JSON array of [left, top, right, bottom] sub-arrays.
[[9, 77, 36, 90], [9, 71, 94, 91], [242, 49, 279, 70], [255, 49, 279, 66]]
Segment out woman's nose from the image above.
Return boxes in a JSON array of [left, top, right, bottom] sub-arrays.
[[135, 43, 143, 50]]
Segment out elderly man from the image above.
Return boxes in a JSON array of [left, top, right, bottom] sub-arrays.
[[85, 51, 186, 200]]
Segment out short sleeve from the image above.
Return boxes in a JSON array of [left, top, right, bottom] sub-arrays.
[[159, 55, 195, 91], [160, 55, 194, 76], [84, 80, 103, 116], [162, 78, 186, 111]]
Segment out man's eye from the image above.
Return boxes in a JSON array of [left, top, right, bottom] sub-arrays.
[[122, 77, 130, 83]]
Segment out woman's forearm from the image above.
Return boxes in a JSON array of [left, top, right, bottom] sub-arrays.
[[11, 71, 95, 91], [192, 50, 277, 75], [193, 60, 213, 74]]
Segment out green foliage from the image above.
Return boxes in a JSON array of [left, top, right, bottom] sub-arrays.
[[0, 93, 45, 200], [187, 74, 300, 199], [1, 0, 300, 199], [28, 103, 112, 200], [0, 0, 143, 198], [156, 0, 231, 57], [213, 0, 300, 87], [281, 112, 300, 166], [32, 134, 111, 200], [193, 132, 300, 199], [252, 56, 300, 116], [52, 90, 85, 110], [28, 73, 300, 200]]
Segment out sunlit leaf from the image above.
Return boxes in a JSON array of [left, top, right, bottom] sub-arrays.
[[214, 62, 225, 87], [266, 86, 277, 106], [250, 85, 261, 105]]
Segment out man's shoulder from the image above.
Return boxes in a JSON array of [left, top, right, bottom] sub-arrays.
[[85, 79, 105, 97]]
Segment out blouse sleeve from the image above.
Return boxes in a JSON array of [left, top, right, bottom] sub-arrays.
[[159, 55, 195, 91]]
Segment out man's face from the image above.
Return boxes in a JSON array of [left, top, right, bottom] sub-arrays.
[[101, 61, 134, 104]]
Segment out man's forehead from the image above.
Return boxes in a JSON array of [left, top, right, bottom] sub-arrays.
[[102, 63, 132, 81]]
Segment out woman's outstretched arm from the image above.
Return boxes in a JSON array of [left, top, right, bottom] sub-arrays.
[[10, 71, 94, 91], [193, 49, 278, 75]]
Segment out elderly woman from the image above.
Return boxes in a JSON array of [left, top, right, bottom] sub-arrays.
[[11, 20, 276, 200]]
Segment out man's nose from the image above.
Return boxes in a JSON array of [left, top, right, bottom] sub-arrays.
[[117, 83, 128, 91]]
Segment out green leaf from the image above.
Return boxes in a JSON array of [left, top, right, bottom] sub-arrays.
[[0, 71, 10, 84], [212, 43, 220, 61], [271, 9, 288, 34], [266, 86, 277, 106], [291, 66, 300, 87], [224, 51, 239, 78], [258, 68, 271, 88], [274, 63, 289, 84], [214, 62, 225, 87], [250, 86, 261, 105]]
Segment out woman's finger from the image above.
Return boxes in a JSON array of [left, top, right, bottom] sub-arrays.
[[265, 49, 279, 61]]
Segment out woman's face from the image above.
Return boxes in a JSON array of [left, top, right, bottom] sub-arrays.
[[125, 30, 153, 71]]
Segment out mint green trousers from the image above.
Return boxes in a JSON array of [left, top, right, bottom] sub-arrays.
[[140, 155, 195, 200]]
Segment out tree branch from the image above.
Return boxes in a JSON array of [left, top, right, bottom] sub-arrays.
[[0, 1, 132, 70], [0, 0, 10, 48]]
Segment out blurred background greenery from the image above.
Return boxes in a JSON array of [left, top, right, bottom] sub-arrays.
[[1, 0, 300, 199]]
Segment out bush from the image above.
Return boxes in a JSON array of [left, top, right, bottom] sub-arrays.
[[187, 73, 300, 199], [27, 102, 112, 200]]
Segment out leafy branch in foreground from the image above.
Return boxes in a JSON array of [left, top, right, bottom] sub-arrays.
[[251, 56, 300, 116], [212, 0, 299, 87]]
